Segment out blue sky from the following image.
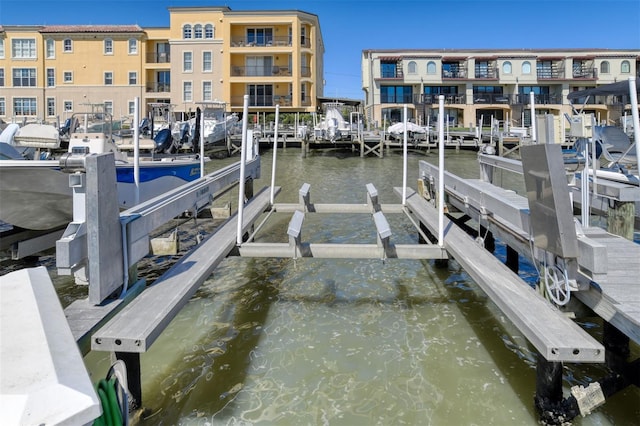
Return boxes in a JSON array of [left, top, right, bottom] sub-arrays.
[[1, 0, 638, 99]]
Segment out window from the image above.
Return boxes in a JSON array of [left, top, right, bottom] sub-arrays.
[[64, 101, 73, 112], [13, 68, 36, 87], [248, 84, 273, 106], [246, 28, 273, 46], [537, 61, 553, 78], [300, 27, 307, 46], [427, 61, 436, 74], [14, 98, 37, 115], [183, 81, 193, 102], [205, 24, 214, 39], [47, 68, 55, 87], [128, 71, 137, 85], [183, 52, 193, 72], [183, 24, 192, 39], [0, 98, 5, 116], [104, 38, 113, 54], [380, 86, 413, 103], [64, 71, 73, 83], [128, 101, 135, 115], [246, 56, 272, 76], [63, 39, 72, 52], [203, 51, 212, 72], [12, 39, 36, 58], [47, 98, 55, 116], [0, 69, 4, 86], [522, 61, 531, 74], [621, 60, 630, 73], [301, 82, 307, 102], [0, 39, 4, 58], [600, 61, 610, 74], [104, 101, 113, 114], [46, 39, 55, 58], [203, 81, 212, 101], [502, 61, 512, 74], [475, 61, 490, 78], [408, 61, 417, 74], [380, 61, 398, 78], [104, 71, 113, 85], [194, 24, 203, 39], [128, 38, 137, 54]]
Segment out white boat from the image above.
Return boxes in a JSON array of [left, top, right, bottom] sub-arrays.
[[0, 112, 207, 231], [189, 101, 239, 148], [314, 103, 353, 142], [387, 121, 427, 141]]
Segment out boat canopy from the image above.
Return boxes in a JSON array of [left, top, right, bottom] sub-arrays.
[[567, 78, 640, 100]]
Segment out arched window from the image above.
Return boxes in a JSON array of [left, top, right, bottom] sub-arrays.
[[522, 61, 531, 74], [621, 60, 630, 73], [427, 61, 436, 74], [183, 24, 192, 39], [205, 24, 214, 39], [600, 61, 610, 74], [408, 61, 417, 74], [502, 61, 512, 74], [194, 24, 203, 39]]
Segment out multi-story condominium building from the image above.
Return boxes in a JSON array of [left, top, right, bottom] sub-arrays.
[[362, 49, 640, 129], [0, 6, 324, 123]]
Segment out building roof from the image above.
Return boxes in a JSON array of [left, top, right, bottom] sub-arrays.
[[40, 25, 143, 33]]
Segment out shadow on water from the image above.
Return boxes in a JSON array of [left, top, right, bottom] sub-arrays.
[[137, 257, 286, 424]]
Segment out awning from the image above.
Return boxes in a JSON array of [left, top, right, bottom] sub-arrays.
[[379, 56, 401, 61], [567, 78, 640, 100]]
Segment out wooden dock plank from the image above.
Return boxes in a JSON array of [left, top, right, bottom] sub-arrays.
[[396, 187, 604, 363], [92, 187, 277, 353]]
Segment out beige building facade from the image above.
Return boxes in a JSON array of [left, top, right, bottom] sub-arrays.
[[0, 6, 324, 123], [361, 49, 640, 129]]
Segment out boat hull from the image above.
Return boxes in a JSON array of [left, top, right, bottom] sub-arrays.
[[0, 159, 202, 231]]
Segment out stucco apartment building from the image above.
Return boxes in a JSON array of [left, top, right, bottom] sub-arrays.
[[362, 49, 640, 129], [0, 6, 324, 122]]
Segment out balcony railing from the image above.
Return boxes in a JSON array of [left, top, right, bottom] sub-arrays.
[[537, 69, 565, 79], [442, 69, 467, 79], [230, 36, 292, 47], [231, 66, 291, 77], [474, 69, 499, 79], [230, 95, 293, 107], [146, 51, 171, 63], [381, 94, 414, 103], [471, 93, 511, 104], [420, 94, 466, 104], [515, 93, 561, 104], [572, 67, 597, 79], [146, 83, 171, 93]]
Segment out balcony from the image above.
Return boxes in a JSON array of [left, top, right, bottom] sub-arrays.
[[146, 51, 171, 64], [230, 95, 292, 107], [536, 69, 565, 80], [472, 93, 511, 104], [515, 93, 561, 104], [146, 83, 171, 93], [442, 69, 467, 79], [420, 94, 466, 105], [231, 66, 291, 77], [230, 36, 292, 47], [572, 67, 597, 79]]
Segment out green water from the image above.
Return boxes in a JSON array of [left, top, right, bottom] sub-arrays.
[[9, 147, 640, 425]]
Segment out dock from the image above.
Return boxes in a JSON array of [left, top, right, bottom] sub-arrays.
[[2, 117, 639, 425]]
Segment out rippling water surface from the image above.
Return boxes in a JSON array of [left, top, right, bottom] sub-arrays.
[[6, 147, 639, 425]]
